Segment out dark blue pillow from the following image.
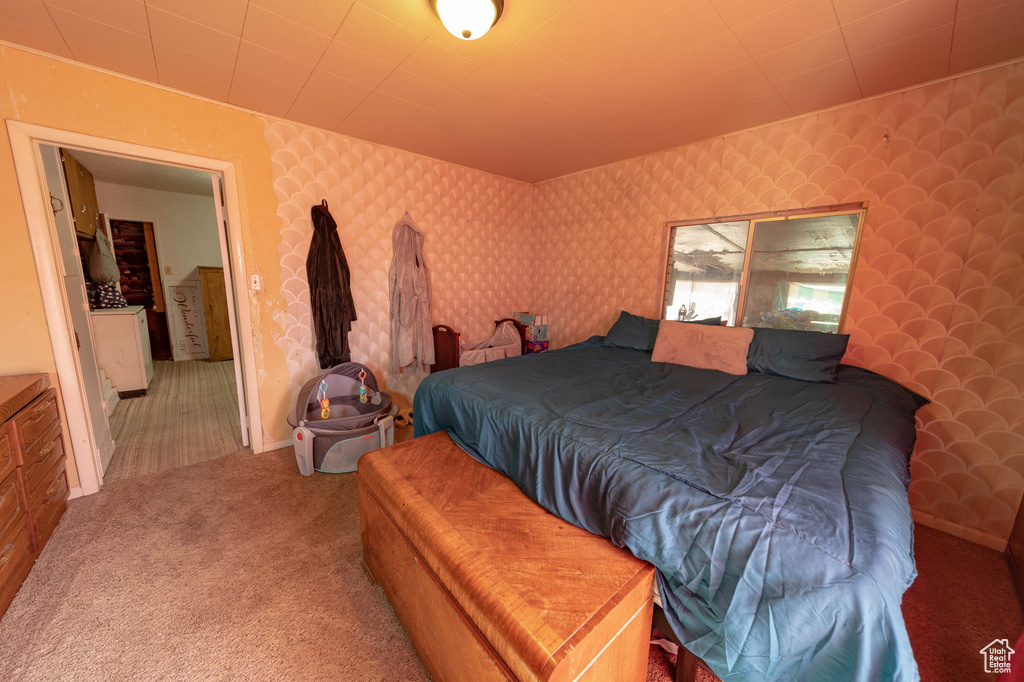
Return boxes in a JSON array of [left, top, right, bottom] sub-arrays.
[[603, 311, 660, 351], [746, 327, 849, 383], [603, 311, 722, 351]]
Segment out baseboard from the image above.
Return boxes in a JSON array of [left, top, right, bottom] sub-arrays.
[[913, 510, 1007, 552], [263, 438, 293, 452], [68, 486, 83, 500]]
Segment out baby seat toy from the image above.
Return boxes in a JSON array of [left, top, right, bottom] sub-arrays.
[[287, 362, 396, 475]]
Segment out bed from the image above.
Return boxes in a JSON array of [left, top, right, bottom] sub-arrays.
[[413, 313, 926, 681]]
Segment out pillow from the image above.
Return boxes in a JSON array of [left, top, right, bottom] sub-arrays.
[[603, 312, 723, 351], [93, 281, 128, 309], [746, 327, 850, 383], [651, 320, 753, 375], [602, 311, 661, 351]]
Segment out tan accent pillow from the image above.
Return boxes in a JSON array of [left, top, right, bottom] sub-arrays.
[[651, 321, 754, 375]]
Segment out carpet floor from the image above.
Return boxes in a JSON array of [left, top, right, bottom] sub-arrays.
[[0, 445, 1019, 681], [105, 360, 244, 482]]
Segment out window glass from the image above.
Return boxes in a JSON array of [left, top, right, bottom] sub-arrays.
[[663, 220, 748, 324], [663, 208, 864, 332]]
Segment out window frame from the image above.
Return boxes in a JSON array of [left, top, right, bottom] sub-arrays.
[[658, 203, 868, 333]]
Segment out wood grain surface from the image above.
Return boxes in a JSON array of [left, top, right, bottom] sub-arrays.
[[357, 431, 655, 681]]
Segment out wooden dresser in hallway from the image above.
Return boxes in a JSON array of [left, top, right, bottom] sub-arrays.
[[0, 374, 69, 618]]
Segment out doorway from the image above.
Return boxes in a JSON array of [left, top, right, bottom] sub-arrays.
[[50, 147, 248, 482], [8, 120, 263, 496]]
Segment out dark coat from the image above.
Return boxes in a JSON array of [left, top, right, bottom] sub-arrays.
[[307, 200, 357, 369]]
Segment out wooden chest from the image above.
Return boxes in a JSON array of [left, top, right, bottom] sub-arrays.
[[357, 431, 655, 682]]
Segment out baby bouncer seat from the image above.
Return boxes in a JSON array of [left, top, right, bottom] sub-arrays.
[[287, 362, 396, 475]]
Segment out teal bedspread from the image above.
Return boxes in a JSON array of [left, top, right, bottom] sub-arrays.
[[414, 338, 923, 681]]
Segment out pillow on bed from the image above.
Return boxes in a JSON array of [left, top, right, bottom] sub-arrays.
[[603, 311, 661, 351], [652, 320, 753, 375], [603, 312, 722, 351], [746, 327, 850, 383]]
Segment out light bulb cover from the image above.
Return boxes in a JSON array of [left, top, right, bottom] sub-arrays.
[[431, 0, 504, 41]]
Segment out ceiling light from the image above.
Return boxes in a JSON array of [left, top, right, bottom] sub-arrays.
[[431, 0, 503, 41]]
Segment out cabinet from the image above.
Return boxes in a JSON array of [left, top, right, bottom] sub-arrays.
[[198, 266, 232, 362], [0, 374, 69, 619], [61, 150, 100, 239], [91, 305, 154, 397]]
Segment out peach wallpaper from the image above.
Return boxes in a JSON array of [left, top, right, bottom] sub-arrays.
[[263, 121, 532, 415], [531, 61, 1024, 543]]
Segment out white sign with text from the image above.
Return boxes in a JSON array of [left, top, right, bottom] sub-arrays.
[[168, 282, 209, 361]]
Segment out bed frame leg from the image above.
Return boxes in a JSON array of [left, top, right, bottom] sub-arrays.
[[676, 647, 699, 682], [653, 604, 701, 682]]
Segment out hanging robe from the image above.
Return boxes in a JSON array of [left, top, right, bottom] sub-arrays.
[[307, 200, 357, 369], [389, 213, 434, 373]]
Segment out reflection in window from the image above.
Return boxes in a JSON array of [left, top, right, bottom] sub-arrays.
[[662, 208, 865, 332]]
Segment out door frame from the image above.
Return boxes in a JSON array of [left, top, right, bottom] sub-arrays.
[[7, 120, 265, 496]]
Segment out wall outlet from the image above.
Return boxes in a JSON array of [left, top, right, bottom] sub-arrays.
[[250, 273, 263, 292]]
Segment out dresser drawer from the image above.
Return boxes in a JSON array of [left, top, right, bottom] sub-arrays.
[[23, 425, 64, 502], [0, 469, 27, 539], [0, 520, 33, 616], [12, 389, 59, 458], [30, 461, 67, 554], [0, 427, 13, 481], [0, 516, 32, 598]]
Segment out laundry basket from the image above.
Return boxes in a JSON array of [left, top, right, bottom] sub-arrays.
[[287, 362, 396, 475]]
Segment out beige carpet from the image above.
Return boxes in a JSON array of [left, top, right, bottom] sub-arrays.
[[0, 446, 429, 681], [105, 360, 245, 482]]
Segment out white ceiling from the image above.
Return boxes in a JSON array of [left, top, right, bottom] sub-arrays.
[[68, 148, 214, 196], [2, 0, 1023, 183]]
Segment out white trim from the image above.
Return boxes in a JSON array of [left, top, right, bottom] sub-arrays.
[[264, 438, 293, 452], [67, 487, 84, 500], [7, 120, 266, 498], [912, 510, 1007, 552]]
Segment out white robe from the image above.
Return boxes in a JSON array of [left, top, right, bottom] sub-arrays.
[[388, 213, 435, 373]]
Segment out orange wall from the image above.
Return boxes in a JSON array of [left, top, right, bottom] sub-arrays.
[[531, 61, 1024, 543]]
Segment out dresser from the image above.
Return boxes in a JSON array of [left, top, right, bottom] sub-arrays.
[[0, 374, 69, 618], [91, 305, 154, 397]]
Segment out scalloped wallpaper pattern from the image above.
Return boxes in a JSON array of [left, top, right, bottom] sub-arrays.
[[264, 61, 1022, 542], [531, 62, 1024, 542], [263, 121, 532, 415]]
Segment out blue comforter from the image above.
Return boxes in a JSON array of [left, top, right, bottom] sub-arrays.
[[414, 338, 922, 681]]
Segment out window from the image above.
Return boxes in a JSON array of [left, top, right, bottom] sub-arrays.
[[662, 206, 866, 333]]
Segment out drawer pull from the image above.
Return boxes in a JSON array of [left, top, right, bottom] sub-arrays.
[[33, 440, 58, 463], [45, 478, 62, 497], [0, 544, 13, 566], [31, 400, 51, 417]]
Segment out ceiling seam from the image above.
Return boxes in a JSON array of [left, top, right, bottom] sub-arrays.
[[281, 0, 365, 122], [142, 1, 160, 82], [39, 0, 75, 61], [830, 0, 864, 100], [946, 0, 960, 76], [225, 1, 252, 103], [702, 4, 794, 121]]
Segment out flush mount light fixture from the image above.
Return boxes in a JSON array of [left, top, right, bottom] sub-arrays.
[[431, 0, 504, 41]]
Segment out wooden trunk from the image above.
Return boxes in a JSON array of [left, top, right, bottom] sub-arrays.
[[356, 431, 655, 682]]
